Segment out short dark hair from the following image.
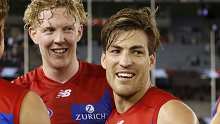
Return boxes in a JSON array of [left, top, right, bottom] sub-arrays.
[[101, 7, 162, 55]]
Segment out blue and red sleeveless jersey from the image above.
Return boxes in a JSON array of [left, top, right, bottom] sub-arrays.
[[213, 96, 220, 116], [0, 78, 29, 124], [106, 87, 180, 124], [13, 60, 115, 124]]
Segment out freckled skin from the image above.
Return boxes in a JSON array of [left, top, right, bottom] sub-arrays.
[[29, 7, 83, 83]]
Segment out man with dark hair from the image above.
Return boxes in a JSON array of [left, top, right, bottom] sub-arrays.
[[101, 7, 199, 124]]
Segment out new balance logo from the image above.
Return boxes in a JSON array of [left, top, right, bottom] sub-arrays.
[[117, 120, 124, 124], [56, 89, 72, 98]]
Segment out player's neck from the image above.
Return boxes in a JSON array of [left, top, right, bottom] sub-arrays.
[[114, 83, 153, 114], [42, 60, 79, 84]]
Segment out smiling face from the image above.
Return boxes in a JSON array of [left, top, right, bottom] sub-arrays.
[[29, 7, 83, 70], [101, 29, 155, 98]]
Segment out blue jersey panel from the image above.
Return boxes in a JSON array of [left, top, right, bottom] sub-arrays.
[[71, 89, 112, 124], [213, 99, 220, 116], [0, 113, 14, 124]]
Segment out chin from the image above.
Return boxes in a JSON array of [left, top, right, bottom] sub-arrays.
[[52, 62, 67, 69], [114, 89, 134, 97]]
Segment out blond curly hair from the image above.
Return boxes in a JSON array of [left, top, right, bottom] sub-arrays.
[[24, 0, 88, 28], [101, 7, 161, 56], [0, 0, 9, 26]]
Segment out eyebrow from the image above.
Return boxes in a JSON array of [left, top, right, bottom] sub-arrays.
[[41, 24, 75, 30], [109, 45, 146, 50], [109, 45, 122, 49], [63, 25, 76, 29], [130, 45, 145, 50]]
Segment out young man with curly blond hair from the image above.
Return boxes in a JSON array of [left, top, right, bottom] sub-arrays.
[[13, 0, 114, 123]]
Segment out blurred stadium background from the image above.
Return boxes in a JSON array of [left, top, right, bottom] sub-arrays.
[[3, 0, 220, 123]]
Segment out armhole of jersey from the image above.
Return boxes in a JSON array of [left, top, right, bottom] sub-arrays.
[[213, 99, 220, 116], [13, 89, 29, 124], [152, 98, 180, 124]]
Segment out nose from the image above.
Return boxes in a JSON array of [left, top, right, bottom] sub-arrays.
[[119, 53, 132, 68], [54, 31, 65, 44]]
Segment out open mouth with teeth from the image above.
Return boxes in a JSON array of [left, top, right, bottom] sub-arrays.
[[52, 49, 68, 54], [117, 73, 135, 78]]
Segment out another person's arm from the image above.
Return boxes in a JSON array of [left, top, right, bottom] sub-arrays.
[[19, 91, 51, 124], [157, 100, 199, 124], [211, 103, 220, 124]]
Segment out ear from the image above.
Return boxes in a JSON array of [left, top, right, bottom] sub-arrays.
[[77, 24, 83, 42], [149, 53, 156, 70], [0, 26, 4, 46], [101, 51, 106, 69], [29, 27, 38, 44]]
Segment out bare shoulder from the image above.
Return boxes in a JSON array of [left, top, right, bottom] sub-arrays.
[[211, 111, 220, 124], [211, 105, 220, 124], [20, 91, 51, 124], [157, 100, 199, 124]]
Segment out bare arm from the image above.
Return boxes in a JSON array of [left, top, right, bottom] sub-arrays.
[[19, 91, 51, 124], [210, 103, 220, 124], [211, 111, 220, 124], [157, 100, 199, 124]]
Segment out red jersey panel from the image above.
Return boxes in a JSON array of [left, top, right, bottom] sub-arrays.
[[0, 78, 29, 124], [106, 87, 180, 124], [13, 61, 115, 124]]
